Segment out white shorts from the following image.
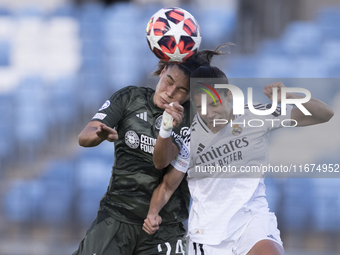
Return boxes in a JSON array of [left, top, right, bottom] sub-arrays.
[[187, 212, 282, 255]]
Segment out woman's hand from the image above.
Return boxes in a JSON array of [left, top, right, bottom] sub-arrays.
[[96, 123, 119, 142]]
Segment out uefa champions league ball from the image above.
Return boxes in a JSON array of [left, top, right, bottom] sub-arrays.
[[146, 7, 201, 63]]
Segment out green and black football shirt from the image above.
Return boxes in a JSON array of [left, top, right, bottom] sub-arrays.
[[91, 86, 190, 225]]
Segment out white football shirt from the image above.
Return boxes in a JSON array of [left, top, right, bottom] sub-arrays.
[[171, 103, 293, 245]]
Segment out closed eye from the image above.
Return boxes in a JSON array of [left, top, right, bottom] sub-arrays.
[[178, 87, 188, 94]]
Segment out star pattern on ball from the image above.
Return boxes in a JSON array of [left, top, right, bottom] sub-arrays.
[[165, 47, 189, 62], [146, 7, 202, 62], [151, 8, 168, 26], [165, 20, 188, 45], [191, 27, 202, 52], [146, 27, 163, 51], [182, 9, 192, 20]]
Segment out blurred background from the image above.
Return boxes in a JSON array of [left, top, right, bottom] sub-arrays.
[[0, 0, 339, 254]]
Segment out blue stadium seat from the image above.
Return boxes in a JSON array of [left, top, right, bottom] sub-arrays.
[[4, 180, 43, 222], [0, 7, 10, 16], [76, 188, 104, 223], [312, 178, 340, 232], [225, 55, 259, 78], [105, 2, 140, 23], [317, 7, 340, 40], [321, 41, 340, 77], [328, 62, 340, 78], [49, 3, 78, 17], [4, 160, 76, 223], [48, 75, 78, 126], [0, 92, 15, 167], [107, 53, 141, 88], [258, 39, 286, 56], [39, 160, 75, 223], [76, 140, 114, 161], [257, 55, 293, 78], [78, 2, 104, 40], [197, 8, 236, 46], [15, 106, 47, 145], [13, 6, 45, 18], [293, 56, 327, 78], [103, 17, 139, 40], [75, 157, 111, 191], [103, 2, 144, 45], [81, 55, 105, 74], [40, 182, 73, 223], [78, 72, 108, 113], [14, 77, 48, 148], [0, 124, 14, 167], [282, 178, 315, 231], [0, 91, 15, 124], [134, 3, 163, 21], [281, 21, 322, 56], [0, 41, 10, 66], [74, 147, 112, 223], [41, 160, 75, 185], [264, 178, 281, 212], [79, 21, 104, 41], [81, 39, 104, 58], [15, 76, 46, 106], [79, 1, 105, 20]]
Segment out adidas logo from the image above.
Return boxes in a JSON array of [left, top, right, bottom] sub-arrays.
[[267, 234, 277, 241], [136, 112, 147, 122], [196, 143, 205, 154]]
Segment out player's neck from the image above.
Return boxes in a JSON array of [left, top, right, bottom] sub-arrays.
[[209, 112, 235, 134]]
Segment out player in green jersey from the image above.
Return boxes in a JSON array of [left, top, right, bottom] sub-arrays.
[[72, 48, 224, 255]]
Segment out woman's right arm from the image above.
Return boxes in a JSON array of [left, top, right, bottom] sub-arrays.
[[78, 120, 119, 147], [153, 102, 186, 169], [142, 165, 186, 235]]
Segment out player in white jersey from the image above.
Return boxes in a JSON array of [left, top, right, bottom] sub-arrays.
[[143, 65, 334, 255]]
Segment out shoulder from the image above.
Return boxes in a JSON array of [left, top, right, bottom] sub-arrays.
[[181, 100, 191, 126], [244, 102, 282, 117], [109, 86, 155, 101], [191, 114, 209, 134], [191, 114, 199, 129], [245, 102, 268, 111]]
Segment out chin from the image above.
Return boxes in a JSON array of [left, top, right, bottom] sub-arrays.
[[156, 100, 165, 109]]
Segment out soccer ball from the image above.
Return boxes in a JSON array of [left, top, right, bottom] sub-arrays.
[[146, 7, 201, 63]]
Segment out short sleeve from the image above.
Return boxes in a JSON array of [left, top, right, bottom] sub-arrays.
[[91, 86, 133, 128], [245, 103, 294, 131], [171, 140, 190, 173], [171, 100, 191, 151], [264, 104, 293, 131]]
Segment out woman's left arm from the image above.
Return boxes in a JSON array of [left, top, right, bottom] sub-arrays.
[[289, 94, 334, 127], [263, 82, 334, 127]]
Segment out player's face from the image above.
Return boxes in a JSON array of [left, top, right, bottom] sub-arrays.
[[154, 65, 190, 109], [193, 91, 233, 132]]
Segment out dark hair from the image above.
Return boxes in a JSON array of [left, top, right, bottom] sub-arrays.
[[152, 43, 229, 76], [190, 65, 229, 97], [191, 65, 228, 80]]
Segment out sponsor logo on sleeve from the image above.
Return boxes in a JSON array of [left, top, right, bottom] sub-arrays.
[[178, 143, 190, 159], [92, 113, 107, 120], [173, 126, 190, 149], [99, 100, 111, 111]]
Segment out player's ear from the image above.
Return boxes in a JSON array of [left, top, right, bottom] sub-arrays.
[[183, 92, 190, 103], [159, 66, 167, 78], [227, 90, 233, 101]]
